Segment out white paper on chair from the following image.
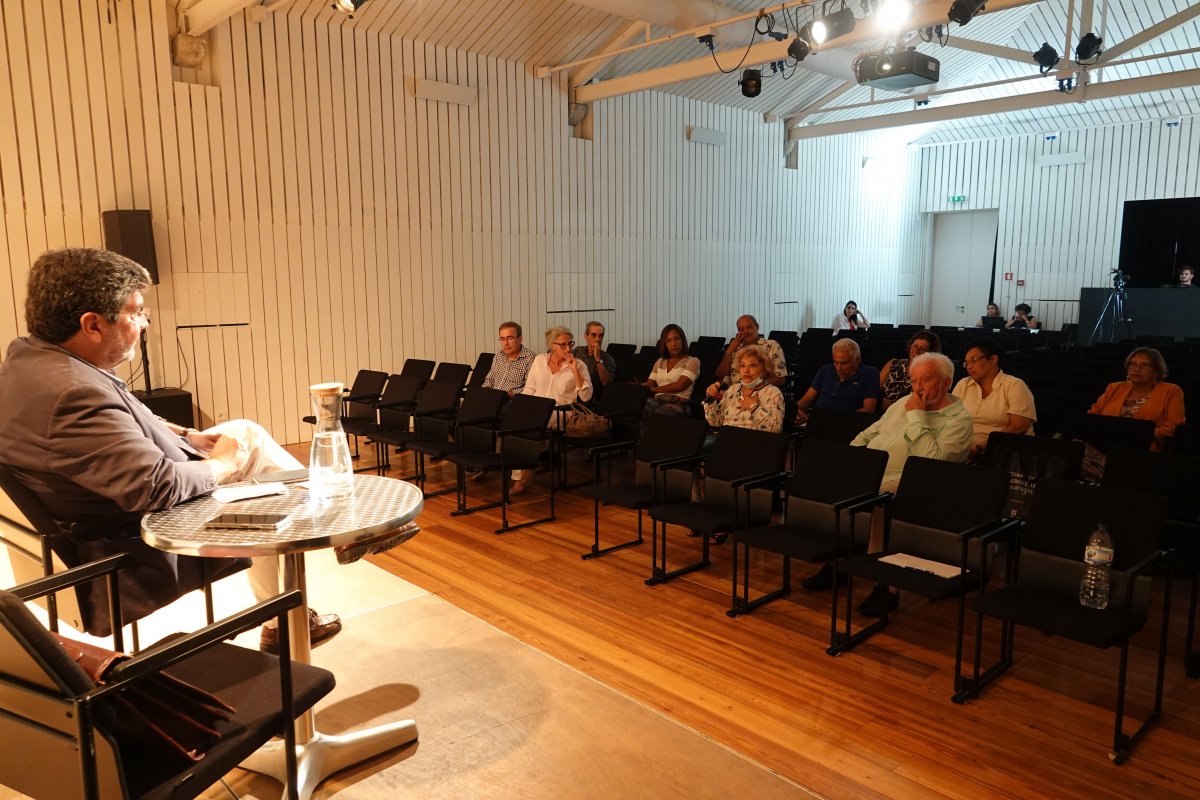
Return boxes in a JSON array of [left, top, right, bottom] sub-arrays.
[[878, 553, 961, 579]]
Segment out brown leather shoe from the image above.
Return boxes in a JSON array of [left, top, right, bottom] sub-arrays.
[[260, 608, 343, 654]]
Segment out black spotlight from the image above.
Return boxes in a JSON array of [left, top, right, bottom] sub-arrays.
[[739, 69, 763, 98], [1033, 42, 1060, 74], [1075, 32, 1103, 61], [948, 0, 987, 25], [787, 36, 812, 62], [811, 7, 856, 45]]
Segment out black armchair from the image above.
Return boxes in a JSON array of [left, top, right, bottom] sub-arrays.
[[405, 387, 508, 498], [0, 554, 335, 800]]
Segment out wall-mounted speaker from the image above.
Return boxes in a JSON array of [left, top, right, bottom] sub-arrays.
[[101, 210, 159, 284]]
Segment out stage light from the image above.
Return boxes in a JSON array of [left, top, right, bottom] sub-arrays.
[[1033, 42, 1060, 74], [739, 69, 762, 98], [787, 36, 812, 62], [1075, 32, 1103, 62], [812, 7, 856, 45], [332, 0, 369, 14], [875, 0, 913, 32], [948, 0, 987, 25]]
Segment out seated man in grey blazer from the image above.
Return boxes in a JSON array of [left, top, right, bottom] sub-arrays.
[[0, 247, 339, 653]]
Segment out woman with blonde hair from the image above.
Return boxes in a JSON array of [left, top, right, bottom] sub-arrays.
[[703, 344, 784, 433]]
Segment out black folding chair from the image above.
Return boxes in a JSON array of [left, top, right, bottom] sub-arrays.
[[728, 440, 889, 617], [431, 362, 471, 390], [972, 479, 1170, 763], [1069, 413, 1156, 454], [300, 369, 387, 426], [646, 427, 788, 585], [979, 432, 1084, 518], [466, 352, 494, 390], [580, 414, 708, 560], [368, 380, 462, 476], [557, 382, 649, 489], [829, 457, 1018, 703], [447, 394, 557, 534], [405, 387, 508, 498]]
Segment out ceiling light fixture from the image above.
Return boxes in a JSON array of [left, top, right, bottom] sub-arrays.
[[739, 69, 763, 98], [875, 0, 913, 32], [1033, 42, 1060, 74], [947, 0, 987, 26], [1075, 32, 1103, 62], [332, 0, 369, 15], [811, 6, 856, 45], [788, 35, 812, 62]]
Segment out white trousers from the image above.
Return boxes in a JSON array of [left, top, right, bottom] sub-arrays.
[[203, 419, 304, 605]]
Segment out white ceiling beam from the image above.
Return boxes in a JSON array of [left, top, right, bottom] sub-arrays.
[[943, 36, 1038, 65], [786, 67, 1200, 140], [574, 0, 1043, 104], [180, 0, 261, 36], [1097, 3, 1200, 64], [778, 82, 856, 125], [569, 20, 648, 88]]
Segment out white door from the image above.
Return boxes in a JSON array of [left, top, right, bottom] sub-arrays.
[[929, 210, 1000, 327]]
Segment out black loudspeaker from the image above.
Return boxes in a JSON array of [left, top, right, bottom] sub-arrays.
[[101, 209, 159, 284]]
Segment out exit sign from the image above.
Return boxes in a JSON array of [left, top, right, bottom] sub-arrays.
[[948, 195, 967, 203]]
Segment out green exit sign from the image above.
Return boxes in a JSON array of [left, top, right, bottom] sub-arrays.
[[948, 194, 967, 203]]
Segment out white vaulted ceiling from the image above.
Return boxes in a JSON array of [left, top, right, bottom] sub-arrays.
[[207, 0, 1200, 143]]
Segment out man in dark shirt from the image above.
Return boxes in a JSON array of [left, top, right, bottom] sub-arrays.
[[794, 338, 880, 424]]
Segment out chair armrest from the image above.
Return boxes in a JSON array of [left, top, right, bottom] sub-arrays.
[[453, 414, 502, 430], [375, 399, 417, 410], [957, 517, 1015, 540], [741, 471, 791, 491], [9, 554, 131, 601], [974, 518, 1022, 546], [343, 392, 373, 402], [834, 491, 891, 513], [412, 406, 456, 418], [1125, 547, 1170, 579], [590, 439, 638, 456], [730, 471, 782, 489], [103, 591, 304, 686]]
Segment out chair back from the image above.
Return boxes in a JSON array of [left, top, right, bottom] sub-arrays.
[[467, 352, 494, 389], [1069, 413, 1155, 454], [400, 358, 436, 382], [593, 382, 650, 441], [453, 387, 509, 453], [785, 441, 888, 550], [371, 374, 423, 430], [0, 466, 89, 633], [981, 433, 1085, 518], [499, 395, 555, 464], [432, 362, 471, 390], [705, 427, 788, 525], [408, 380, 463, 437], [1020, 479, 1164, 612], [0, 590, 126, 798], [1102, 447, 1200, 570], [1172, 423, 1199, 456], [803, 408, 877, 444], [343, 369, 390, 422], [888, 457, 1010, 566], [633, 415, 709, 500]]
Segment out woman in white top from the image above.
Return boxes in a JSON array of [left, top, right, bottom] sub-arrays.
[[513, 326, 592, 493], [703, 344, 785, 433], [831, 300, 869, 333], [952, 338, 1037, 458], [643, 323, 701, 415]]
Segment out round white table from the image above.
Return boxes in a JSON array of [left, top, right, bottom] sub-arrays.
[[142, 474, 423, 800]]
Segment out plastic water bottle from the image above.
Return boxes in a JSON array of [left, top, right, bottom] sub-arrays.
[[308, 382, 355, 501], [1079, 523, 1113, 610]]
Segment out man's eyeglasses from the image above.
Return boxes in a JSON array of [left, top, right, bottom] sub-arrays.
[[962, 355, 990, 366], [498, 336, 519, 343]]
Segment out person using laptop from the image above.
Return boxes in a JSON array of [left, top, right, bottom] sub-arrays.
[[976, 303, 1003, 328]]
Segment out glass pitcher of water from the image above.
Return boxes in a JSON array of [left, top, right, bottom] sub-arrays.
[[308, 382, 354, 501]]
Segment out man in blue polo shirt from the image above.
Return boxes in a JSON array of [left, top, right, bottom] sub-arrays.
[[794, 338, 880, 423]]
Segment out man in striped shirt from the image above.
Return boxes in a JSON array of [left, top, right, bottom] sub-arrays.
[[482, 321, 535, 396]]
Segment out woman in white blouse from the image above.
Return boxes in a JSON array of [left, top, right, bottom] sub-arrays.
[[643, 324, 701, 415], [952, 338, 1037, 459], [513, 326, 592, 493], [831, 300, 869, 333], [702, 344, 784, 433]]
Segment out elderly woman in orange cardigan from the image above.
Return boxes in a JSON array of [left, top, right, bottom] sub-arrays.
[[1089, 346, 1186, 450]]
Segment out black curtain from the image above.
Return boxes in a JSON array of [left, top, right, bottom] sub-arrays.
[[1118, 196, 1200, 287]]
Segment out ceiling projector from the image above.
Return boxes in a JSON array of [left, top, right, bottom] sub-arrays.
[[855, 49, 940, 90]]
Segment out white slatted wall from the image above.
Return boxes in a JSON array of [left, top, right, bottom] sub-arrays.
[[914, 118, 1200, 330]]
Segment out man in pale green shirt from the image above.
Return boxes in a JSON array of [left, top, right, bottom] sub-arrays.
[[849, 352, 974, 617]]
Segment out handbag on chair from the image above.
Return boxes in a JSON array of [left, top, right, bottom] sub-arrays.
[[563, 402, 610, 438]]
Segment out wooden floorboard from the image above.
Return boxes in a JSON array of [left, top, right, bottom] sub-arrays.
[[304, 443, 1200, 799]]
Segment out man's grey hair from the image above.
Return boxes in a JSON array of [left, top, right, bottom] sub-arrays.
[[584, 320, 605, 335], [25, 248, 151, 344], [831, 337, 861, 361], [911, 352, 954, 382]]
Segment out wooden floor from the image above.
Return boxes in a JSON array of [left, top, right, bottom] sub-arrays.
[[322, 443, 1200, 799]]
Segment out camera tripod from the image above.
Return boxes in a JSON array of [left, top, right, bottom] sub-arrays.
[[1086, 272, 1133, 345]]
